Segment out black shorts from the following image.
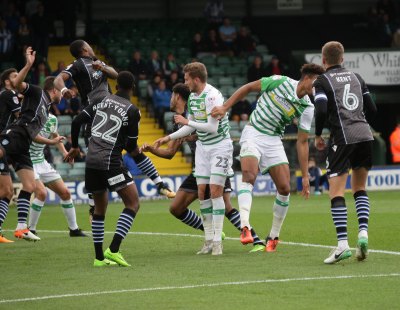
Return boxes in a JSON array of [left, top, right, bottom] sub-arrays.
[[179, 173, 232, 193], [85, 166, 134, 193], [0, 127, 33, 174], [326, 141, 373, 178]]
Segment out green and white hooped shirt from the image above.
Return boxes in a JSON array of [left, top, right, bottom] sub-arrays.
[[187, 83, 230, 145], [29, 114, 58, 164], [250, 75, 314, 137]]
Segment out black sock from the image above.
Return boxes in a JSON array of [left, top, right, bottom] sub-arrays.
[[109, 208, 136, 253], [354, 190, 370, 234], [177, 209, 204, 231], [92, 214, 105, 260], [17, 190, 31, 225], [0, 198, 10, 228]]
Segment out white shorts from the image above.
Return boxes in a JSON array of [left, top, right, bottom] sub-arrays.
[[33, 161, 62, 184], [194, 138, 234, 180], [239, 125, 288, 174]]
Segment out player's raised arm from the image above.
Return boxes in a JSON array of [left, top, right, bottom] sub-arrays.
[[211, 80, 261, 118], [54, 72, 74, 99], [10, 46, 35, 93], [92, 60, 118, 80]]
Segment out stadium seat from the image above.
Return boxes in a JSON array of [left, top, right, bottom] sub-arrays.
[[216, 56, 231, 66], [208, 67, 225, 77], [230, 130, 242, 139], [163, 111, 175, 125], [72, 162, 86, 170], [239, 121, 248, 130], [234, 76, 247, 87], [229, 121, 240, 131], [58, 125, 71, 136], [225, 66, 241, 76], [218, 77, 234, 87], [256, 44, 268, 53], [57, 115, 72, 125]]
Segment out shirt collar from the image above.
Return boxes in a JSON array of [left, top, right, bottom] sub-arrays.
[[326, 65, 342, 71], [115, 91, 130, 100]]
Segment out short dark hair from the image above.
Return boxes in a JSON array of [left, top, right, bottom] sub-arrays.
[[300, 63, 325, 78], [43, 76, 55, 91], [0, 68, 17, 87], [172, 83, 190, 102], [117, 71, 135, 91], [69, 40, 85, 58]]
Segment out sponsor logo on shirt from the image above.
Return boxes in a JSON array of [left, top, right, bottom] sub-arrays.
[[13, 96, 19, 104]]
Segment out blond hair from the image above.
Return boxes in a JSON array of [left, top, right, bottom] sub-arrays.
[[322, 41, 344, 66], [183, 62, 207, 83]]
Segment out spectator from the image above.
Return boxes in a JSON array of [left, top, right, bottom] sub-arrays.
[[230, 99, 252, 122], [66, 85, 82, 116], [236, 26, 256, 56], [389, 116, 400, 164], [128, 51, 148, 81], [147, 73, 161, 99], [0, 20, 13, 55], [51, 61, 73, 88], [204, 0, 224, 25], [205, 29, 224, 54], [378, 13, 395, 46], [166, 70, 182, 91], [31, 2, 52, 59], [265, 55, 286, 76], [247, 55, 267, 82], [25, 0, 40, 17], [308, 157, 329, 195], [17, 16, 32, 49], [162, 52, 179, 77], [392, 28, 400, 48], [191, 32, 206, 57], [32, 61, 50, 87], [147, 50, 163, 77], [377, 0, 396, 21], [64, 134, 86, 162], [152, 79, 172, 126], [4, 2, 20, 34], [218, 17, 236, 50]]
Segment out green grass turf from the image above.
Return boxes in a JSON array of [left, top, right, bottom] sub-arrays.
[[0, 191, 399, 309]]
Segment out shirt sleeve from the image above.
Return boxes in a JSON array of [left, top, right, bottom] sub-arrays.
[[205, 89, 224, 114], [4, 91, 21, 112], [260, 75, 285, 92], [125, 108, 141, 152], [62, 61, 79, 78], [82, 101, 97, 120], [21, 83, 42, 99], [298, 104, 314, 133], [51, 116, 58, 134]]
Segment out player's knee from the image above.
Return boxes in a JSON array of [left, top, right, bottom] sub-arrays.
[[23, 182, 36, 194], [36, 188, 47, 201], [1, 184, 14, 200], [210, 186, 223, 199], [169, 203, 181, 217], [276, 184, 290, 196], [59, 188, 71, 201], [241, 170, 257, 185]]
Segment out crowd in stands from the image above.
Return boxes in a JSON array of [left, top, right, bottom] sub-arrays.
[[367, 0, 400, 47]]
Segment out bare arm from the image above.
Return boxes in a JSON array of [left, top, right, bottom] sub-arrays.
[[211, 80, 261, 117], [33, 134, 65, 146], [296, 130, 310, 199], [52, 132, 68, 156], [10, 46, 35, 93], [93, 60, 118, 79], [141, 140, 182, 160], [54, 72, 75, 99]]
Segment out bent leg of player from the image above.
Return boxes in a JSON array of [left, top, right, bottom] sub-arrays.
[[14, 168, 40, 241], [132, 152, 175, 198], [105, 182, 140, 267], [196, 182, 213, 254], [46, 179, 86, 237], [170, 187, 203, 231]]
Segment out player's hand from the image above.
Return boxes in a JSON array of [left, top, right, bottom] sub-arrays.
[[300, 176, 310, 199], [211, 106, 227, 119], [92, 60, 104, 71], [63, 152, 74, 165], [64, 147, 81, 163], [50, 136, 65, 145], [139, 143, 153, 153], [25, 46, 36, 67], [314, 136, 326, 151], [153, 136, 170, 148], [61, 88, 74, 100], [174, 114, 188, 126]]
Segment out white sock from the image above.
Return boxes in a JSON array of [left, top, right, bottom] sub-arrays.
[[358, 229, 368, 239], [29, 198, 45, 230], [269, 193, 290, 239], [200, 199, 213, 241], [153, 176, 162, 185], [16, 223, 27, 230], [338, 239, 349, 250], [212, 197, 225, 242], [61, 199, 78, 230], [238, 182, 253, 229]]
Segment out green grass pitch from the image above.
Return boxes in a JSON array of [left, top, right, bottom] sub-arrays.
[[0, 191, 399, 309]]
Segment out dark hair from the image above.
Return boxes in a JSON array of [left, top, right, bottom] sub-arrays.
[[117, 71, 135, 91], [300, 63, 325, 78], [43, 76, 55, 91], [69, 40, 86, 58], [0, 68, 17, 87], [172, 83, 190, 102]]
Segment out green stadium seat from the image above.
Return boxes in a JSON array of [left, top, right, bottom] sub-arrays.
[[57, 115, 72, 125], [218, 77, 234, 86], [225, 66, 241, 76], [208, 67, 225, 77], [73, 162, 86, 170], [234, 76, 247, 87], [230, 130, 242, 139], [229, 121, 240, 131], [239, 121, 249, 130], [256, 44, 268, 53], [216, 56, 232, 66], [58, 125, 71, 136], [199, 55, 216, 67]]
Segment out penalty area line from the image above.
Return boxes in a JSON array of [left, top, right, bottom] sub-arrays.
[[0, 273, 399, 304]]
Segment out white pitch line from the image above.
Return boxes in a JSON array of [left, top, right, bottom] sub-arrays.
[[0, 273, 399, 304], [12, 229, 400, 256]]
